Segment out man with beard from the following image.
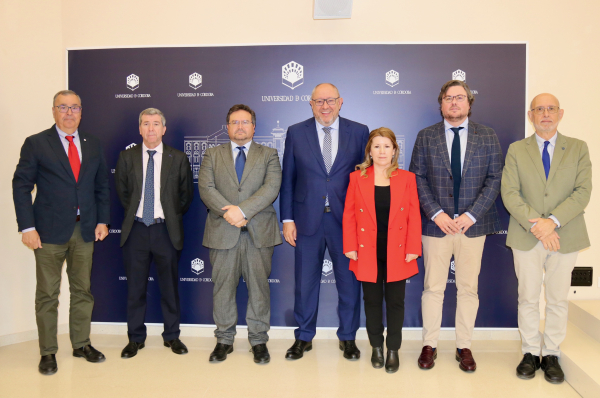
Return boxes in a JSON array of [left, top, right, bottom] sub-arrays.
[[409, 80, 503, 372]]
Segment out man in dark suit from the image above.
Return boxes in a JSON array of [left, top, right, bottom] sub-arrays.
[[13, 90, 110, 375], [199, 104, 282, 364], [115, 108, 193, 358], [409, 80, 503, 372], [280, 83, 369, 360]]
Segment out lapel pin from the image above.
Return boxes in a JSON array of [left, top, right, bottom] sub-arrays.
[[562, 147, 565, 150], [84, 139, 86, 141]]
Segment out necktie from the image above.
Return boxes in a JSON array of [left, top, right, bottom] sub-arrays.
[[65, 135, 80, 182], [235, 146, 246, 183], [450, 127, 464, 215], [322, 127, 332, 206], [542, 141, 551, 180], [142, 150, 157, 226]]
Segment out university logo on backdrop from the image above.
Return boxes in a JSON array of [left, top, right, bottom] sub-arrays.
[[127, 74, 139, 91], [191, 258, 204, 275], [451, 69, 478, 94], [282, 61, 304, 90], [386, 70, 400, 87]]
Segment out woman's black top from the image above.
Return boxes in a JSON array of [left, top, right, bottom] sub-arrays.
[[375, 185, 391, 262]]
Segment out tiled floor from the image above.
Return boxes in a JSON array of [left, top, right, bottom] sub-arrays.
[[0, 335, 579, 398]]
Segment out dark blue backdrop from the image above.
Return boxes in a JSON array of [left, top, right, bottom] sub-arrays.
[[68, 43, 525, 328]]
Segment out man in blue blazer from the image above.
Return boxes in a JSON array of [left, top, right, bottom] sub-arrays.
[[12, 90, 110, 375], [280, 83, 369, 360], [409, 80, 503, 372]]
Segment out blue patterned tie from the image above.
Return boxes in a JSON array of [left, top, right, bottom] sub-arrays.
[[322, 127, 332, 206], [142, 150, 157, 226], [542, 141, 551, 180], [235, 146, 246, 183], [450, 127, 463, 215]]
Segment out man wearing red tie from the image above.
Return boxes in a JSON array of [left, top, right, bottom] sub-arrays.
[[12, 90, 110, 375]]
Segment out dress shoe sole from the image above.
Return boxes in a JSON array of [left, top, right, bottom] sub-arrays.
[[38, 367, 58, 376], [544, 374, 564, 384], [516, 371, 535, 380], [371, 361, 384, 369], [417, 351, 437, 370], [163, 342, 188, 355], [209, 346, 234, 362], [73, 352, 106, 363], [285, 345, 312, 360], [253, 357, 271, 364], [455, 354, 476, 372], [385, 367, 399, 374], [121, 343, 145, 358]]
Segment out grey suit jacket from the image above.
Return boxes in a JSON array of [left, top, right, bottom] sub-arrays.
[[409, 120, 503, 237], [501, 132, 592, 253], [115, 143, 194, 250], [198, 141, 282, 250]]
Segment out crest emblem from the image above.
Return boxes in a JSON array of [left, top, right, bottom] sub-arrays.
[[191, 258, 204, 275], [189, 73, 202, 90], [127, 74, 139, 91], [322, 259, 333, 276], [282, 61, 304, 90], [452, 69, 466, 82], [125, 143, 137, 150], [385, 70, 399, 87]]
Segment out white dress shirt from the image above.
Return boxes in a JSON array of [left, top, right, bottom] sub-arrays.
[[136, 142, 165, 220]]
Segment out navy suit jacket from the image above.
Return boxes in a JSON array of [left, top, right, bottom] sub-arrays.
[[408, 120, 503, 238], [12, 125, 110, 244], [280, 116, 369, 236]]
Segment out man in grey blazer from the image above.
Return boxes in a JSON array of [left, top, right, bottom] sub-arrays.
[[115, 108, 194, 358], [409, 80, 503, 372], [502, 93, 591, 383], [199, 104, 282, 364]]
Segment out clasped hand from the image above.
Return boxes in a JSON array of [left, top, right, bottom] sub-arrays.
[[222, 205, 247, 228], [434, 213, 474, 235]]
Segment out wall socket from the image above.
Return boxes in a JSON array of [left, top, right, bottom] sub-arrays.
[[571, 267, 593, 286]]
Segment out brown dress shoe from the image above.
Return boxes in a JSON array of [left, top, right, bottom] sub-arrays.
[[456, 348, 476, 372], [418, 345, 437, 369]]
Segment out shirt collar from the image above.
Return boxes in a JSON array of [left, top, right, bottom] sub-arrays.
[[535, 131, 557, 148], [316, 117, 340, 132], [142, 141, 163, 154], [55, 125, 79, 140], [444, 118, 469, 133], [231, 140, 252, 150]]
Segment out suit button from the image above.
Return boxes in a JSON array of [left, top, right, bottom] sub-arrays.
[[399, 244, 402, 247], [73, 206, 77, 210], [238, 188, 241, 192], [327, 178, 330, 182], [360, 209, 363, 212], [545, 193, 548, 197], [449, 193, 453, 197], [361, 228, 364, 231], [360, 244, 364, 248], [399, 226, 403, 230], [541, 214, 545, 217], [322, 196, 326, 199], [450, 176, 453, 180], [401, 208, 404, 211]]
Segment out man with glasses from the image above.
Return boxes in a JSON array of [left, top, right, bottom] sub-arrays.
[[199, 104, 282, 364], [115, 108, 194, 359], [12, 90, 110, 375], [409, 80, 503, 372], [280, 83, 369, 360], [502, 93, 591, 383]]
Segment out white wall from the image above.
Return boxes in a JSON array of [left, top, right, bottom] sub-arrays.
[[1, 0, 599, 340]]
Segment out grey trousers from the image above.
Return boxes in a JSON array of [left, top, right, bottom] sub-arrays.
[[209, 232, 273, 346], [33, 222, 94, 356]]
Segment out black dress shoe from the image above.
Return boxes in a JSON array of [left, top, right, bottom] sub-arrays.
[[121, 341, 145, 358], [164, 338, 188, 355], [516, 353, 540, 379], [541, 355, 564, 384], [371, 346, 384, 369], [209, 343, 233, 362], [285, 340, 312, 360], [339, 340, 360, 360], [73, 345, 106, 363], [251, 343, 270, 364], [385, 350, 399, 373], [39, 354, 58, 375]]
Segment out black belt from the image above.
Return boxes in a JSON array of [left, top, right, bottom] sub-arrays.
[[324, 206, 331, 213], [241, 226, 248, 232], [135, 216, 165, 225]]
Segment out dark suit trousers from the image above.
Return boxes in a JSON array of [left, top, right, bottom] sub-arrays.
[[123, 221, 181, 342], [362, 259, 406, 351], [34, 221, 94, 356], [294, 213, 362, 341]]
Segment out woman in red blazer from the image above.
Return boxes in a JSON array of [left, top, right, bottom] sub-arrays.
[[343, 127, 421, 373]]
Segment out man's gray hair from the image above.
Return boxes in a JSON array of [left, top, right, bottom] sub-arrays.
[[53, 90, 81, 106], [139, 108, 166, 126], [311, 83, 340, 99]]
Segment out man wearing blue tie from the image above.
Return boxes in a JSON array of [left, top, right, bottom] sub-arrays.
[[280, 83, 369, 360]]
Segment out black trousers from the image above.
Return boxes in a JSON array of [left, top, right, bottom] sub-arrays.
[[122, 221, 181, 343], [362, 258, 406, 350]]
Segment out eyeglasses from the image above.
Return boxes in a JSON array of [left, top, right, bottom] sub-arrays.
[[311, 97, 339, 107], [55, 105, 82, 113], [228, 120, 253, 126], [530, 106, 560, 115], [442, 95, 467, 103]]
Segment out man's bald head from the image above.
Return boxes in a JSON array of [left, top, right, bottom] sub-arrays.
[[530, 93, 560, 110], [528, 93, 563, 138]]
